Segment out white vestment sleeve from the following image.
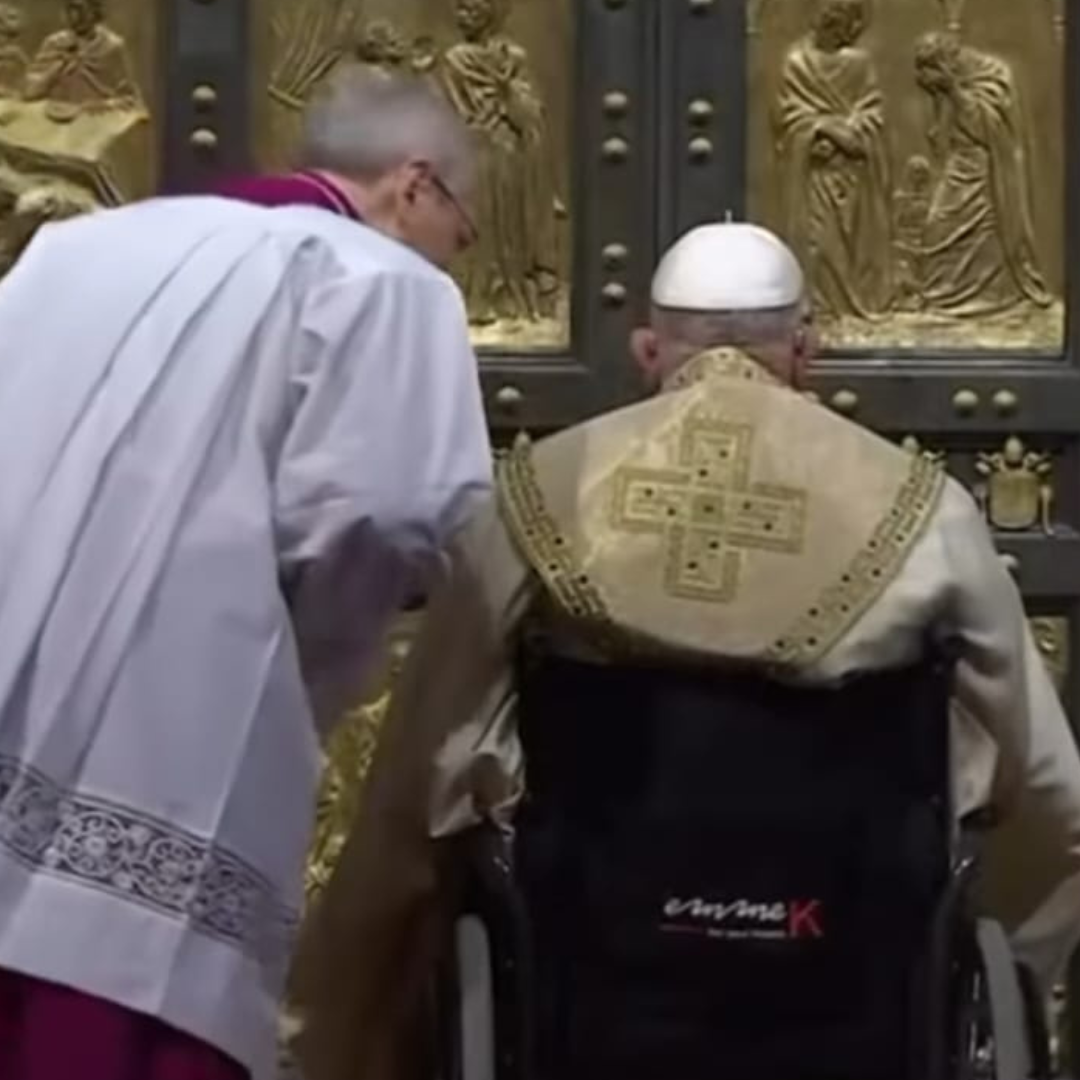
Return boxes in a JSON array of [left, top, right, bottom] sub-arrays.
[[275, 269, 492, 730], [939, 487, 1080, 990]]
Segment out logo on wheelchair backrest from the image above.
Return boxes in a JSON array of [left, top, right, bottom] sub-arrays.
[[660, 896, 824, 941]]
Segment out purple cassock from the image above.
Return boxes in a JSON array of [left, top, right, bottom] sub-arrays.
[[210, 170, 361, 219]]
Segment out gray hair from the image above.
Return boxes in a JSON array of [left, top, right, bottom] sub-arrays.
[[298, 65, 475, 197], [653, 303, 804, 365]]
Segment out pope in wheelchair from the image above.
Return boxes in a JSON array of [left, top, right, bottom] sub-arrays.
[[289, 223, 1080, 1080]]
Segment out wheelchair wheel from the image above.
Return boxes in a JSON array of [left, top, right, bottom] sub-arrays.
[[954, 920, 1034, 1080], [437, 915, 497, 1080]]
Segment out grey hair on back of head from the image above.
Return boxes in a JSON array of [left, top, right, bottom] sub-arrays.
[[298, 64, 476, 196], [653, 303, 803, 365]]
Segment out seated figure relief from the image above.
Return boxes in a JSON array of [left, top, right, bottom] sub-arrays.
[[23, 0, 143, 120], [0, 0, 149, 275]]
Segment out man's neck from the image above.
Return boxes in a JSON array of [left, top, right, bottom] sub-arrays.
[[662, 346, 779, 393], [308, 170, 367, 219], [309, 170, 413, 246]]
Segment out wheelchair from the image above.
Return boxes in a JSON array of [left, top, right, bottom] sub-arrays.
[[433, 639, 1052, 1080]]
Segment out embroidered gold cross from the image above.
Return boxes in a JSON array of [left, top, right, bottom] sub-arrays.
[[609, 415, 807, 602]]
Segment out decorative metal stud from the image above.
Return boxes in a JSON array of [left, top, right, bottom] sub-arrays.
[[189, 127, 219, 151], [495, 386, 524, 410], [602, 243, 629, 270], [952, 388, 979, 417], [191, 84, 218, 109], [602, 91, 629, 119], [830, 389, 859, 415], [602, 282, 628, 307], [992, 389, 1019, 418], [688, 137, 713, 162], [602, 137, 629, 163], [687, 99, 715, 125]]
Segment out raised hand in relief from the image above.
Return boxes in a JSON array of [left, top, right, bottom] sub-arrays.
[[774, 0, 892, 320]]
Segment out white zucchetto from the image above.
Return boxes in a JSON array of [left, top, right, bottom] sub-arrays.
[[651, 222, 804, 311]]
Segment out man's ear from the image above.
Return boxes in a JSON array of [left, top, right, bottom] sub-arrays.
[[630, 327, 662, 387], [400, 160, 426, 205], [790, 326, 809, 390]]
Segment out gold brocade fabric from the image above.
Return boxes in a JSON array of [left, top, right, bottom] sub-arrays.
[[302, 618, 420, 908], [303, 698, 390, 904], [499, 348, 945, 670]]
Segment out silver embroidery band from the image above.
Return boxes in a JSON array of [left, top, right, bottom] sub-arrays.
[[0, 757, 298, 973]]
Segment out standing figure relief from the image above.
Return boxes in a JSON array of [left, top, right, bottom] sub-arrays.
[[440, 0, 564, 328], [913, 32, 1051, 318], [774, 0, 892, 320]]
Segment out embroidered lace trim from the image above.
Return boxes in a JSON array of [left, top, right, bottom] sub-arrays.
[[0, 756, 297, 972], [765, 454, 945, 667], [498, 435, 612, 628]]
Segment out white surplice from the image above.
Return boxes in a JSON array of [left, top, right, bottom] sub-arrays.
[[0, 197, 492, 1078]]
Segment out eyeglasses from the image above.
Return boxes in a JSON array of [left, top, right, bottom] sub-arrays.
[[428, 170, 478, 246]]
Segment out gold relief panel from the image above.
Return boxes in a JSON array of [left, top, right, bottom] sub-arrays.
[[0, 0, 155, 274], [254, 0, 573, 351], [748, 0, 1064, 352]]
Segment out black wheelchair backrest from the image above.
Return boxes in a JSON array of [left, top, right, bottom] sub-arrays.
[[511, 647, 956, 1080]]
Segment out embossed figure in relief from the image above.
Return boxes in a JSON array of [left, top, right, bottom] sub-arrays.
[[24, 0, 143, 120], [0, 3, 27, 99], [774, 0, 892, 320], [914, 33, 1052, 319], [0, 0, 150, 277], [353, 20, 410, 77], [441, 0, 562, 326], [891, 155, 932, 312]]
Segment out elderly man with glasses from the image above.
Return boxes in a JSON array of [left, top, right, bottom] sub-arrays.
[[0, 64, 490, 1080], [215, 66, 479, 269]]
